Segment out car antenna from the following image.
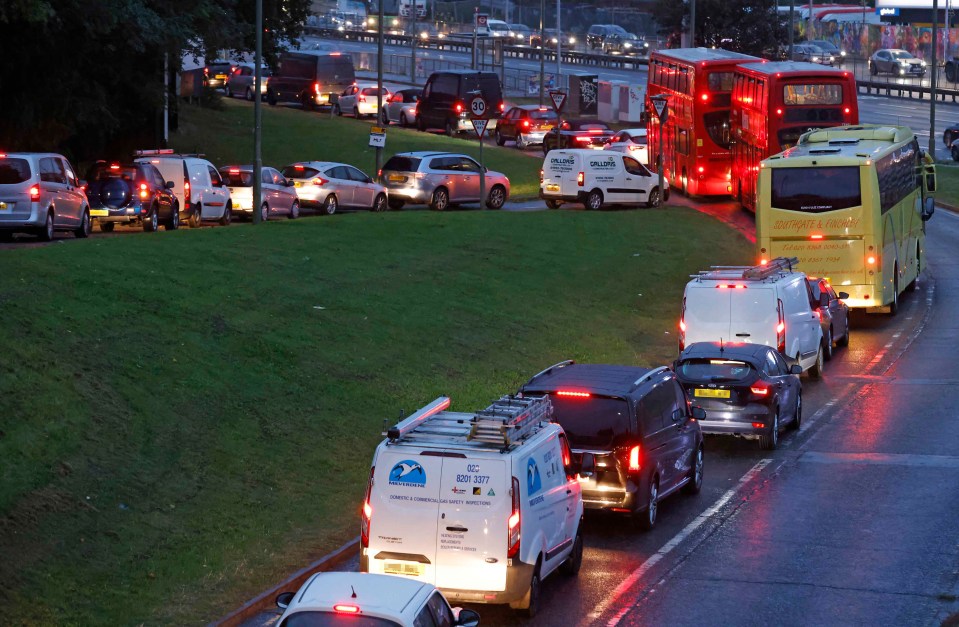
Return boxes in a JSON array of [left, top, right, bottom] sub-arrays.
[[351, 585, 357, 598]]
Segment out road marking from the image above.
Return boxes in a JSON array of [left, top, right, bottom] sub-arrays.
[[799, 451, 959, 469], [590, 458, 772, 626]]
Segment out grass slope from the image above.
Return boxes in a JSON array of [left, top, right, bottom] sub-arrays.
[[173, 98, 544, 199], [0, 209, 750, 624]]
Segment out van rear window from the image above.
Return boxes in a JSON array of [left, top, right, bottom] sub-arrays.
[[0, 158, 31, 184], [549, 396, 631, 449], [382, 156, 421, 172]]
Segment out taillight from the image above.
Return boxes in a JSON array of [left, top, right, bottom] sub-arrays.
[[313, 81, 321, 95], [556, 390, 590, 398], [627, 445, 641, 472], [577, 171, 585, 187], [522, 119, 530, 128], [360, 467, 375, 548], [697, 166, 704, 173], [29, 184, 40, 200], [508, 477, 521, 558], [700, 93, 709, 102], [750, 381, 771, 397], [574, 136, 592, 143], [539, 168, 544, 183], [499, 102, 505, 112], [184, 179, 191, 209], [359, 94, 367, 102], [454, 101, 464, 114], [139, 182, 149, 200], [776, 299, 786, 354], [334, 605, 360, 614], [311, 177, 329, 186]]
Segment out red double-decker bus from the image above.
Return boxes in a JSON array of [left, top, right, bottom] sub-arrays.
[[730, 62, 859, 211], [646, 48, 760, 197]]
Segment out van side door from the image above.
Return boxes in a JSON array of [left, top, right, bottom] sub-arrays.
[[785, 278, 821, 363], [638, 392, 673, 493], [206, 165, 229, 218], [59, 157, 85, 224], [622, 155, 652, 206]]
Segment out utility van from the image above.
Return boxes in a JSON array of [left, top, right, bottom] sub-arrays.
[[266, 51, 355, 109], [360, 395, 588, 617], [539, 149, 667, 210], [680, 257, 826, 377]]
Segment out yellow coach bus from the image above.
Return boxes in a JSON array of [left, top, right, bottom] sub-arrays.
[[756, 125, 936, 314]]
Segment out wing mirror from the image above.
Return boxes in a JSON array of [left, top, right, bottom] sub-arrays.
[[838, 291, 849, 300], [285, 179, 295, 187], [455, 608, 481, 627], [275, 591, 295, 609], [922, 196, 935, 221], [790, 364, 803, 374], [578, 452, 596, 478], [691, 406, 706, 420], [165, 180, 176, 189]]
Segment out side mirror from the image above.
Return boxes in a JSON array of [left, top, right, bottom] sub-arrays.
[[838, 291, 849, 300], [276, 591, 295, 609], [579, 452, 596, 478], [455, 608, 481, 627], [165, 180, 176, 189], [790, 364, 803, 375], [286, 179, 295, 187], [691, 406, 706, 420], [78, 179, 88, 189], [922, 197, 935, 221]]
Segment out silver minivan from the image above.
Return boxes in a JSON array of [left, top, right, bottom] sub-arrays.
[[0, 153, 92, 240], [379, 151, 510, 211]]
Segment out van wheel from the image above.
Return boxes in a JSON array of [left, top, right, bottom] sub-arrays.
[[75, 209, 92, 238], [560, 532, 583, 576], [585, 189, 603, 210], [430, 187, 449, 211], [637, 476, 659, 531], [760, 411, 779, 450], [683, 445, 704, 495], [545, 199, 562, 209], [809, 347, 824, 379], [823, 328, 833, 361], [189, 204, 203, 228], [510, 562, 541, 617], [219, 203, 231, 225], [647, 187, 661, 208], [40, 210, 55, 241]]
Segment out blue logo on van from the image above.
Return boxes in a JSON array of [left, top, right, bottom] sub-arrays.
[[527, 458, 542, 495], [389, 460, 426, 487]]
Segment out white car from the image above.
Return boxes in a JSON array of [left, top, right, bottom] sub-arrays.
[[275, 572, 481, 627], [282, 161, 389, 214], [334, 84, 391, 118], [539, 149, 667, 210], [218, 165, 299, 221], [134, 150, 232, 227], [381, 88, 421, 127], [604, 128, 649, 164]]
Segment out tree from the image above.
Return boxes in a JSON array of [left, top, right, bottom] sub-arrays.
[[652, 0, 787, 57]]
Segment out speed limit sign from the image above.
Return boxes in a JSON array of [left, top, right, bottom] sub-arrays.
[[469, 95, 488, 119]]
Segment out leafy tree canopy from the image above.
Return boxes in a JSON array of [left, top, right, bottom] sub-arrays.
[[652, 0, 787, 57]]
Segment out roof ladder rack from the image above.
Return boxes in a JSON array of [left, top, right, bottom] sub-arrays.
[[469, 395, 552, 447], [386, 396, 452, 442], [743, 256, 798, 279]]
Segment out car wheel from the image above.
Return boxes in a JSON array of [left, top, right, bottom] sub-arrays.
[[40, 210, 55, 241], [789, 392, 802, 431], [760, 411, 779, 450], [430, 187, 449, 211], [416, 115, 426, 131], [143, 205, 158, 232], [545, 199, 562, 209], [683, 445, 704, 495], [400, 112, 409, 126], [495, 129, 506, 146], [951, 145, 959, 162], [647, 187, 661, 208], [637, 475, 659, 531], [372, 193, 387, 212], [516, 134, 527, 150], [220, 203, 232, 226], [585, 189, 603, 210], [322, 194, 338, 215], [445, 120, 455, 137], [823, 327, 833, 361], [226, 85, 233, 97], [166, 202, 180, 230], [559, 532, 583, 576], [189, 204, 202, 228], [267, 89, 277, 106], [388, 198, 405, 210], [260, 203, 269, 222], [354, 106, 361, 118], [75, 209, 92, 238], [809, 346, 824, 379], [245, 88, 254, 102], [381, 110, 390, 125], [289, 201, 300, 219], [870, 61, 878, 76], [99, 221, 115, 233], [486, 185, 506, 210]]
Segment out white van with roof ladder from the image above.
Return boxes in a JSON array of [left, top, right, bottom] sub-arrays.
[[360, 394, 588, 617], [679, 257, 826, 377]]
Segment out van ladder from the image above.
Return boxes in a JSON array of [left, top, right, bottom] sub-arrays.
[[469, 395, 552, 448], [691, 256, 799, 282]]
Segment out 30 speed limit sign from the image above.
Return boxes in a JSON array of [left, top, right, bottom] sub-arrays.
[[469, 95, 488, 119]]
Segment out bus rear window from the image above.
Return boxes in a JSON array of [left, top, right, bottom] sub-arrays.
[[704, 110, 732, 149], [771, 167, 861, 212], [783, 84, 843, 105], [707, 72, 734, 92]]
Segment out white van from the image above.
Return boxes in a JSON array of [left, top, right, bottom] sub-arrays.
[[539, 149, 667, 210], [134, 150, 233, 227], [360, 395, 587, 617], [680, 257, 825, 377]]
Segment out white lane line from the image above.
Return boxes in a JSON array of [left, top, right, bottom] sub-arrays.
[[588, 458, 773, 626], [799, 398, 837, 432]]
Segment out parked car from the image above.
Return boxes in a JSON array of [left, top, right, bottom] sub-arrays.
[[334, 83, 391, 118], [225, 63, 271, 100], [542, 119, 615, 153], [807, 277, 850, 360], [494, 105, 558, 149], [943, 122, 959, 148], [379, 151, 509, 211], [266, 51, 356, 109], [0, 152, 91, 241], [275, 572, 480, 627], [282, 161, 388, 214], [134, 150, 232, 227], [532, 28, 576, 48], [520, 360, 704, 530], [869, 49, 926, 77], [675, 342, 803, 450], [416, 70, 504, 136], [203, 59, 235, 88], [808, 39, 846, 65], [219, 166, 299, 221], [792, 43, 834, 66], [85, 161, 179, 232], [381, 88, 421, 126], [604, 128, 649, 163]]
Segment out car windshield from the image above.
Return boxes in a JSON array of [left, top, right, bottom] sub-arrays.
[[382, 156, 422, 172], [890, 50, 914, 60], [222, 170, 254, 187], [0, 158, 31, 184], [283, 612, 401, 627], [282, 165, 321, 179], [548, 395, 631, 449], [628, 132, 647, 143], [678, 358, 756, 383]]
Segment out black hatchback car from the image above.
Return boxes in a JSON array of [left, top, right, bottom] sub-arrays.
[[675, 342, 802, 451], [542, 120, 615, 154], [84, 162, 179, 232], [520, 360, 704, 530]]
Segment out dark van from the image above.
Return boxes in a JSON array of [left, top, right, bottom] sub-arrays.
[[416, 70, 504, 136], [266, 51, 355, 109]]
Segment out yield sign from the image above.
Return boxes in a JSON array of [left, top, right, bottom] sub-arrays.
[[471, 118, 489, 137], [549, 90, 567, 113], [652, 98, 668, 120]]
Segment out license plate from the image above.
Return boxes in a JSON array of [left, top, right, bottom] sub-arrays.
[[383, 562, 424, 577], [541, 125, 554, 131], [694, 388, 730, 398], [215, 74, 228, 80], [388, 174, 405, 182], [294, 181, 302, 187], [546, 184, 560, 192]]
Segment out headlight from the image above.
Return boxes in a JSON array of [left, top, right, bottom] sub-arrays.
[[569, 36, 576, 44], [828, 55, 834, 61], [840, 50, 847, 56], [812, 56, 820, 62], [624, 43, 632, 49], [921, 61, 928, 66]]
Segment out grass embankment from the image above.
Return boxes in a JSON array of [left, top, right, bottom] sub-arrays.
[[0, 209, 750, 624], [173, 98, 544, 198], [935, 162, 959, 208]]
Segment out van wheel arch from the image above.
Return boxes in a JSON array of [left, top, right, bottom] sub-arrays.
[[510, 555, 543, 616], [585, 189, 604, 210]]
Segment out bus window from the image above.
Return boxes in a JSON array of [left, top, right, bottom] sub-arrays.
[[770, 166, 861, 212], [708, 72, 735, 92], [704, 111, 732, 149], [783, 84, 843, 105]]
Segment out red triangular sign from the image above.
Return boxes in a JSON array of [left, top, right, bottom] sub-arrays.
[[549, 90, 567, 113], [471, 118, 488, 137]]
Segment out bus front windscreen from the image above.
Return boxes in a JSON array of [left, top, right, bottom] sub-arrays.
[[770, 166, 861, 212]]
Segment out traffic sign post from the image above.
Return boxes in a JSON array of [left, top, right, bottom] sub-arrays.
[[469, 93, 489, 208], [548, 89, 567, 152], [369, 126, 386, 148], [649, 95, 669, 202], [469, 95, 488, 119]]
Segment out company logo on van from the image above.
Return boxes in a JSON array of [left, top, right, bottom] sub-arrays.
[[527, 458, 542, 495], [389, 460, 427, 487], [550, 157, 576, 166], [588, 157, 617, 169]]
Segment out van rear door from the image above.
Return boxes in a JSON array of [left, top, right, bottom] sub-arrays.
[[435, 456, 510, 592], [683, 284, 731, 345], [542, 151, 579, 196], [367, 449, 444, 583], [729, 287, 777, 346]]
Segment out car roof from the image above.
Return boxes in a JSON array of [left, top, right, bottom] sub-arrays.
[[513, 104, 554, 111], [289, 572, 433, 616], [680, 342, 768, 362], [392, 151, 465, 158], [286, 161, 350, 169], [523, 363, 655, 397]]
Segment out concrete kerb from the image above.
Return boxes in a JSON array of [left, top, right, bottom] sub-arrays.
[[211, 536, 361, 627]]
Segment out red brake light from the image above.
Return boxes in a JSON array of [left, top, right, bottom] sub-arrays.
[[29, 184, 40, 199], [539, 168, 544, 182], [810, 234, 823, 240], [110, 164, 120, 170], [454, 102, 464, 113], [577, 171, 585, 186], [522, 119, 530, 128], [574, 136, 592, 143], [556, 390, 590, 398], [229, 168, 240, 173], [313, 81, 320, 95], [844, 107, 851, 114], [628, 445, 641, 472], [750, 382, 770, 396], [697, 166, 704, 173], [508, 476, 521, 558], [499, 102, 505, 111], [311, 177, 329, 186], [777, 300, 786, 354], [359, 94, 366, 102], [776, 322, 785, 334], [334, 605, 360, 614], [184, 179, 191, 208], [361, 466, 375, 548], [679, 319, 686, 332], [700, 93, 709, 102], [294, 165, 305, 170], [776, 108, 783, 116]]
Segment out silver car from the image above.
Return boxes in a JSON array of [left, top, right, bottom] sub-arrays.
[[870, 48, 926, 77], [226, 64, 271, 100], [282, 161, 389, 215], [381, 88, 421, 127], [603, 128, 649, 164], [379, 151, 510, 211], [219, 165, 299, 221], [0, 152, 92, 241]]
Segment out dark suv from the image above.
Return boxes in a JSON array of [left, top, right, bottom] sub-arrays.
[[85, 162, 179, 232], [520, 360, 704, 530], [416, 70, 504, 136]]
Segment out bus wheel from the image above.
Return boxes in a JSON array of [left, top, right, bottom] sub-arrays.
[[680, 169, 688, 196], [889, 267, 899, 316]]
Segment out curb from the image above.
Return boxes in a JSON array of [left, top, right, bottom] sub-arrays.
[[212, 536, 361, 627]]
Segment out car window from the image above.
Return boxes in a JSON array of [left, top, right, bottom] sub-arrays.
[[329, 166, 350, 180], [637, 394, 663, 437], [764, 351, 780, 376], [679, 358, 755, 381], [773, 351, 790, 374], [150, 165, 166, 188], [430, 74, 459, 96], [0, 157, 32, 184], [222, 170, 254, 187], [283, 165, 320, 179], [207, 165, 222, 187], [458, 157, 482, 173], [261, 168, 273, 185], [347, 166, 370, 182], [413, 604, 437, 627], [548, 395, 632, 448], [670, 380, 689, 419], [426, 591, 454, 627], [61, 159, 78, 186], [623, 156, 647, 176], [428, 157, 453, 171], [39, 157, 61, 184]]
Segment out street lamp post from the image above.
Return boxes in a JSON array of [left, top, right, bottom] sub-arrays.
[[376, 0, 384, 176], [539, 0, 545, 106], [690, 0, 696, 48], [253, 0, 263, 224], [555, 0, 561, 88], [931, 0, 940, 157]]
